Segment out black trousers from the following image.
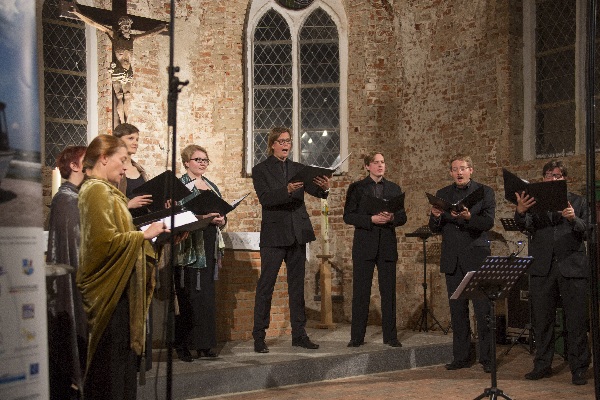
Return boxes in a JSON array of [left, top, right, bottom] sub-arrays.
[[83, 294, 137, 400], [350, 255, 398, 343], [445, 269, 491, 364], [253, 243, 307, 341], [174, 262, 217, 350], [529, 264, 590, 374]]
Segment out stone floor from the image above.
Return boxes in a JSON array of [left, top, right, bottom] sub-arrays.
[[138, 323, 597, 400], [200, 354, 596, 400], [196, 344, 596, 400]]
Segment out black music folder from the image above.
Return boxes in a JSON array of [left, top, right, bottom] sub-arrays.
[[129, 170, 192, 212], [182, 191, 250, 216], [360, 193, 405, 215], [426, 185, 484, 213], [132, 204, 183, 228], [502, 168, 568, 213], [288, 153, 351, 185]]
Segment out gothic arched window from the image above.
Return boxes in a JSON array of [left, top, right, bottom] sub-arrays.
[[245, 0, 348, 172]]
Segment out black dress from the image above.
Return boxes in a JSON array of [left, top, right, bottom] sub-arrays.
[[126, 175, 153, 371], [174, 174, 221, 353]]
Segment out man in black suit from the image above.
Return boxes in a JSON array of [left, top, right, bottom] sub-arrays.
[[429, 154, 495, 373], [251, 127, 330, 353], [514, 160, 590, 385], [344, 151, 407, 348]]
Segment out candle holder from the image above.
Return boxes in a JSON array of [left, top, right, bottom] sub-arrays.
[[316, 198, 336, 329]]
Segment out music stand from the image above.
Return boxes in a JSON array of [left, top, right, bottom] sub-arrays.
[[500, 218, 534, 355], [452, 255, 533, 400], [406, 225, 447, 334]]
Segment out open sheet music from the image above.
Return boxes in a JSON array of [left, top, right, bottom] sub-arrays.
[[230, 192, 251, 208], [139, 211, 215, 244], [502, 168, 568, 213], [183, 190, 250, 216], [426, 185, 484, 213], [288, 153, 352, 184]]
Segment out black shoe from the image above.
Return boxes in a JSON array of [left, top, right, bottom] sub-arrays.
[[482, 362, 492, 373], [176, 348, 193, 362], [445, 360, 470, 370], [197, 348, 218, 358], [384, 338, 402, 348], [292, 336, 319, 349], [254, 340, 269, 354], [524, 366, 552, 380], [572, 370, 588, 386], [347, 339, 364, 347]]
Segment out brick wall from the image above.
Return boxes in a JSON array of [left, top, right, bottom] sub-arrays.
[[43, 0, 600, 339], [215, 249, 291, 341]]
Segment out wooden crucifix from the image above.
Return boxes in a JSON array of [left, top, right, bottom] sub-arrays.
[[60, 0, 168, 126]]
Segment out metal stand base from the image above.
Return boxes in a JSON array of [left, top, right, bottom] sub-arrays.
[[408, 230, 448, 335], [474, 300, 512, 400], [504, 323, 533, 355], [416, 301, 448, 334], [474, 387, 512, 400]]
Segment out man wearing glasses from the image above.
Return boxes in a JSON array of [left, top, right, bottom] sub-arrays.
[[429, 155, 496, 373], [514, 160, 590, 385], [251, 127, 330, 353]]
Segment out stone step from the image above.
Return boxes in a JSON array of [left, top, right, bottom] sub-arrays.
[[138, 325, 452, 399]]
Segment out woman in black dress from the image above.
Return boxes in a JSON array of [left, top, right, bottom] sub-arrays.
[[174, 144, 226, 361]]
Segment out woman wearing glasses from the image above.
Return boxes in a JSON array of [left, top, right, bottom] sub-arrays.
[[173, 144, 226, 361]]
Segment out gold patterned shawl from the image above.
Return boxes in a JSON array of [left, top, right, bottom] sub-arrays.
[[77, 177, 155, 369]]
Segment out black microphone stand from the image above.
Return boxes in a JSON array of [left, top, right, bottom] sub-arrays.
[[165, 1, 188, 399], [584, 1, 600, 399]]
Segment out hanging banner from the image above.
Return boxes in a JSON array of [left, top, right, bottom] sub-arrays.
[[0, 1, 48, 399]]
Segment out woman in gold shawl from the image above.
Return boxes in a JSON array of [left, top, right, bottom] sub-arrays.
[[77, 134, 166, 400]]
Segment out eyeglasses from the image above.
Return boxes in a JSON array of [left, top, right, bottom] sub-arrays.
[[544, 172, 563, 179], [274, 139, 292, 145], [451, 166, 470, 173], [191, 157, 210, 164]]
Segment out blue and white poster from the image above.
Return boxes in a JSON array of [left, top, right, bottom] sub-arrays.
[[0, 231, 48, 399], [0, 1, 48, 399]]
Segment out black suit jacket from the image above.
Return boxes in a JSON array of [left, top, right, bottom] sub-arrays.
[[514, 192, 588, 278], [428, 180, 496, 274], [252, 155, 329, 247], [343, 176, 407, 261]]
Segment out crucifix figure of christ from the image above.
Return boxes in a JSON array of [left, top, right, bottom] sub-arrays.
[[60, 0, 168, 125]]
